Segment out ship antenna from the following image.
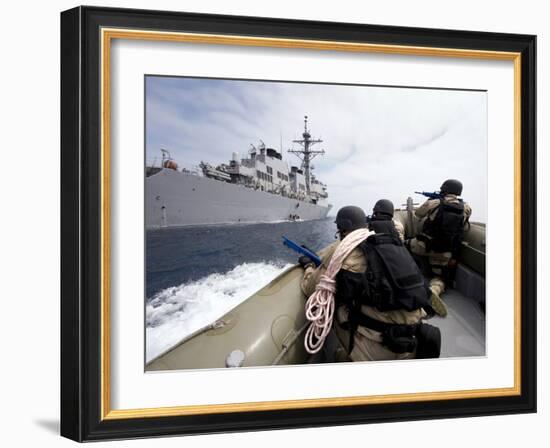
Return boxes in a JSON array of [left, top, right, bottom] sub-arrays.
[[160, 148, 172, 166], [288, 115, 325, 195]]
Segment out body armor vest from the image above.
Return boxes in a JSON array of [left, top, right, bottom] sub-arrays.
[[420, 199, 465, 253], [336, 233, 430, 312]]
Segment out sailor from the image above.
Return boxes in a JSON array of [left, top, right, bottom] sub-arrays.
[[407, 179, 472, 317], [300, 205, 439, 361], [367, 199, 405, 241]]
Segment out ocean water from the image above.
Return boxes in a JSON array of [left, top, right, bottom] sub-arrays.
[[146, 218, 336, 361]]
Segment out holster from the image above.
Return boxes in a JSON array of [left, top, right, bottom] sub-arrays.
[[381, 325, 418, 354], [340, 310, 441, 358], [415, 323, 441, 359], [416, 233, 433, 253]]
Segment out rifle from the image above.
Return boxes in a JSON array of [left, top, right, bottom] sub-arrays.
[[282, 236, 322, 267], [414, 191, 443, 200]]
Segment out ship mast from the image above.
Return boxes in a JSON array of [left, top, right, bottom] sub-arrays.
[[288, 116, 325, 194]]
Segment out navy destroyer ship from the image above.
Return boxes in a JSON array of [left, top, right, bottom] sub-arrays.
[[146, 117, 332, 228]]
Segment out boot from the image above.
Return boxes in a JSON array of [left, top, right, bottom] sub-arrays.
[[429, 291, 448, 317]]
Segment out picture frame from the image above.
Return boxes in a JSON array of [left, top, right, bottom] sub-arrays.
[[60, 5, 536, 442]]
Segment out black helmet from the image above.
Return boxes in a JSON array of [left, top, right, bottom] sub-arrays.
[[440, 179, 463, 196], [335, 206, 366, 231], [373, 199, 394, 217]]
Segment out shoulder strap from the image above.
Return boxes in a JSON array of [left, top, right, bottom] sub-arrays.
[[441, 198, 464, 214]]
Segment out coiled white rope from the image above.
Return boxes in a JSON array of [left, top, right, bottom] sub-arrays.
[[304, 228, 373, 354]]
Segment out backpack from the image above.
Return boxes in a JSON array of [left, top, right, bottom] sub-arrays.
[[420, 199, 465, 253], [361, 233, 431, 311], [336, 233, 430, 312]]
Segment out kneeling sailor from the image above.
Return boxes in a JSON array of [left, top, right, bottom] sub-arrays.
[[407, 179, 472, 317], [300, 204, 440, 362]]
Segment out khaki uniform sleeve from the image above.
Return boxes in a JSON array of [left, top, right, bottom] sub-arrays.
[[393, 219, 405, 242], [317, 241, 338, 259], [341, 247, 367, 273], [301, 264, 325, 297], [414, 199, 439, 219], [300, 241, 339, 297], [463, 202, 472, 220]]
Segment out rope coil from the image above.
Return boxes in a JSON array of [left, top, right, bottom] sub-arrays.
[[304, 228, 373, 354]]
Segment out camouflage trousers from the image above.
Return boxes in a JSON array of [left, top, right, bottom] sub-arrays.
[[408, 238, 448, 296], [333, 308, 416, 362]]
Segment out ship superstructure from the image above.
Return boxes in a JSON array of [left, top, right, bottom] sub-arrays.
[[146, 117, 332, 228]]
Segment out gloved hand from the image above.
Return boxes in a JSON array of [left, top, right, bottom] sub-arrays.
[[298, 255, 315, 269]]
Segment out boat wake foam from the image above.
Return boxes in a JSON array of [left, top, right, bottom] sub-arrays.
[[146, 261, 292, 363]]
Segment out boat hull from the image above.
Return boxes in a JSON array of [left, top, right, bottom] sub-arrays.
[[146, 207, 487, 371], [146, 169, 332, 228], [146, 265, 309, 370]]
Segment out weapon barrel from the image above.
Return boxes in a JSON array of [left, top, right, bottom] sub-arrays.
[[414, 191, 442, 200], [282, 236, 322, 267]]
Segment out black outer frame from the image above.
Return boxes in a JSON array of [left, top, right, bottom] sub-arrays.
[[60, 6, 537, 442]]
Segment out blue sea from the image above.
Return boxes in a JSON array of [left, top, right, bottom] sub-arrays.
[[145, 218, 336, 361]]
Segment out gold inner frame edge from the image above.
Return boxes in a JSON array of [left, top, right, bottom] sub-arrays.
[[100, 28, 522, 420]]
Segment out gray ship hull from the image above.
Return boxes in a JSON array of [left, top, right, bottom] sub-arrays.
[[146, 169, 332, 228]]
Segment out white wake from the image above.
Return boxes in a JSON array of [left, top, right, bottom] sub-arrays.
[[146, 261, 292, 363]]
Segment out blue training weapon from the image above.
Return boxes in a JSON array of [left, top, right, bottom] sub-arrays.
[[415, 191, 443, 200], [282, 236, 322, 267]]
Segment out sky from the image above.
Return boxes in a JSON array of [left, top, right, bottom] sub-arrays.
[[146, 76, 487, 222]]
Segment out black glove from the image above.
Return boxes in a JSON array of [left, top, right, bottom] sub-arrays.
[[298, 255, 315, 268]]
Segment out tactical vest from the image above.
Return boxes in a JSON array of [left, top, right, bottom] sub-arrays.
[[420, 199, 465, 253], [367, 216, 400, 239], [336, 233, 430, 313]]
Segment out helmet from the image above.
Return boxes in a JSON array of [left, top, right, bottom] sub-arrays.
[[373, 199, 394, 217], [334, 206, 366, 231], [440, 179, 463, 196]]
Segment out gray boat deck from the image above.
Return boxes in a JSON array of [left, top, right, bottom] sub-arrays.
[[315, 263, 486, 364], [432, 287, 486, 358]]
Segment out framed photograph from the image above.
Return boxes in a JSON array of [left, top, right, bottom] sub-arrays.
[[60, 6, 536, 442]]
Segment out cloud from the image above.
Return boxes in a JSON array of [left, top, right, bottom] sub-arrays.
[[401, 127, 448, 153], [146, 76, 487, 222]]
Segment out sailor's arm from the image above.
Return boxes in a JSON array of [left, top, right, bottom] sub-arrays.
[[341, 247, 367, 273], [393, 219, 405, 242], [302, 242, 366, 297], [301, 264, 326, 297], [300, 241, 339, 297], [415, 199, 440, 219], [463, 202, 472, 221]]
